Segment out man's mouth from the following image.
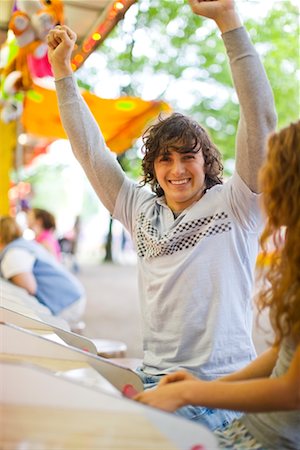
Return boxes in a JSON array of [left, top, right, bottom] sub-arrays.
[[169, 178, 190, 185]]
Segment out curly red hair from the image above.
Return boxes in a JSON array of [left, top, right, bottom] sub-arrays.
[[257, 120, 300, 345]]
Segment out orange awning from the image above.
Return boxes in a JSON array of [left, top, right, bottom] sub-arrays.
[[22, 83, 171, 154]]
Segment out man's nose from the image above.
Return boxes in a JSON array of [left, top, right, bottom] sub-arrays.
[[171, 158, 185, 175]]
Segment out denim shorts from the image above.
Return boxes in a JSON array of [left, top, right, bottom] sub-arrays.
[[135, 367, 241, 432]]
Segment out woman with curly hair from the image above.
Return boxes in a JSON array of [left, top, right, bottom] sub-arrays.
[[135, 121, 300, 449], [47, 0, 277, 429]]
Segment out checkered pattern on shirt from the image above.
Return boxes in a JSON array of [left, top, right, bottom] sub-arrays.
[[135, 211, 231, 258]]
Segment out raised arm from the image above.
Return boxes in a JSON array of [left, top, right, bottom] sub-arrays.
[[188, 0, 277, 192], [47, 26, 125, 214]]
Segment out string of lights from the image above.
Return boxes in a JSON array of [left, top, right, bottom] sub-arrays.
[[71, 0, 136, 71]]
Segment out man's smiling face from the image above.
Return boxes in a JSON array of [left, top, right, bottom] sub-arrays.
[[154, 147, 206, 213]]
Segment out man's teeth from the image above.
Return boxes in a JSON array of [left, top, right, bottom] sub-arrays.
[[170, 179, 189, 185]]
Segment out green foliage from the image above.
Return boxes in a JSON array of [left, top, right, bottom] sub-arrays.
[[13, 164, 68, 213], [77, 0, 299, 177], [117, 147, 143, 179], [246, 2, 299, 129]]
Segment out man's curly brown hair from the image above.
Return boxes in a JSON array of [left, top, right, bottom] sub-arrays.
[[141, 113, 223, 196], [257, 120, 300, 345]]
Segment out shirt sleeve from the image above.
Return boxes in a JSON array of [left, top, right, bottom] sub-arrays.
[[222, 27, 277, 193], [113, 178, 155, 236], [1, 248, 35, 279], [224, 172, 263, 232], [55, 75, 126, 214]]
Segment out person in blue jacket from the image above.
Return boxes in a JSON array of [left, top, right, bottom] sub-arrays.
[[0, 215, 85, 328]]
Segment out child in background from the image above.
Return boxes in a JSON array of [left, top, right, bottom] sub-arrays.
[[27, 208, 61, 262], [0, 215, 86, 329]]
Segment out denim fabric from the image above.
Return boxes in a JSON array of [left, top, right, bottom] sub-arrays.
[[135, 367, 164, 389], [135, 367, 241, 432], [175, 405, 241, 431]]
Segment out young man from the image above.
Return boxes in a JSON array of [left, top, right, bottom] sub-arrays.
[[47, 0, 277, 429]]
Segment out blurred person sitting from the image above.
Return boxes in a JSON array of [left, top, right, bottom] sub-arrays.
[[0, 216, 86, 329], [27, 208, 61, 262], [58, 215, 81, 273]]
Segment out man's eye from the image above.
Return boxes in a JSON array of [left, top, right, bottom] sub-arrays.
[[159, 156, 170, 162], [184, 154, 195, 160]]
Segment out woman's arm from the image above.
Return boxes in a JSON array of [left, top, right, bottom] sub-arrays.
[[10, 272, 37, 296], [1, 248, 37, 296], [134, 345, 300, 413], [219, 346, 279, 381], [156, 347, 279, 386]]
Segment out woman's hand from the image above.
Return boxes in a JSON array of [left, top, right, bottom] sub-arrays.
[[134, 381, 192, 412], [134, 371, 199, 412], [158, 370, 198, 386]]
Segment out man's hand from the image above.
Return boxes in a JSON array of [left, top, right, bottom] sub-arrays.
[[188, 0, 241, 32], [47, 25, 76, 79]]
